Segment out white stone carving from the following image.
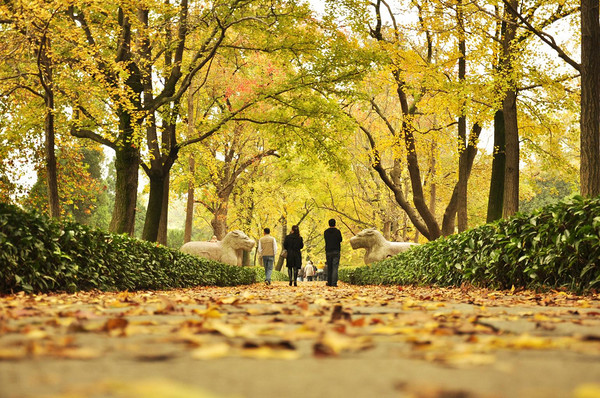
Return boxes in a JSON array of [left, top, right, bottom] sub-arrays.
[[349, 228, 418, 265], [180, 230, 256, 266]]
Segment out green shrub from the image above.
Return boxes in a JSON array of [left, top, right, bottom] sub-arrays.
[[340, 195, 600, 293], [0, 203, 263, 294]]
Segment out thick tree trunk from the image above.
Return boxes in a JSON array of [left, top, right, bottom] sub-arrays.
[[503, 89, 519, 217], [142, 170, 165, 242], [487, 110, 506, 222], [501, 0, 519, 218], [109, 113, 140, 235], [580, 0, 600, 197], [211, 204, 228, 240]]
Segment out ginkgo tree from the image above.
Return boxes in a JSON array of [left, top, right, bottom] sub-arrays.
[[0, 0, 67, 218], [59, 0, 321, 240]]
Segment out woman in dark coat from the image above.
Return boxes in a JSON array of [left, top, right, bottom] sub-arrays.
[[283, 225, 304, 286]]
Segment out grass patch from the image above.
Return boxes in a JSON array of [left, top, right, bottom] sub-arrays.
[[340, 195, 600, 293]]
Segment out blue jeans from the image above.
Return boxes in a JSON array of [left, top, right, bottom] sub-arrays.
[[262, 256, 274, 282], [326, 251, 340, 286]]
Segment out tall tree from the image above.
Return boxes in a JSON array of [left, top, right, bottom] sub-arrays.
[[580, 0, 600, 197], [0, 1, 62, 217]]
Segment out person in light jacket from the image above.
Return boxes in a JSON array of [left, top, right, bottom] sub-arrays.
[[258, 228, 277, 285]]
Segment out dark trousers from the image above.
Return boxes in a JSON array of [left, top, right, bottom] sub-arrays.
[[326, 251, 340, 286], [288, 267, 298, 285]]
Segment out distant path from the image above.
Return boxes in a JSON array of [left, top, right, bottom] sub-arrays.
[[1, 282, 600, 398]]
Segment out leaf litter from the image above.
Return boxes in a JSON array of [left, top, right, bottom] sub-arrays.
[[1, 283, 599, 367]]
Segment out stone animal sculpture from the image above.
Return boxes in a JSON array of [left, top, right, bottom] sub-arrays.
[[349, 228, 418, 265], [180, 230, 255, 266]]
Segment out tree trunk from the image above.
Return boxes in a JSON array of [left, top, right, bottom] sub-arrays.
[[184, 156, 195, 244], [503, 89, 519, 217], [580, 0, 600, 197], [501, 0, 519, 218], [456, 0, 468, 232], [487, 110, 506, 222], [109, 113, 140, 235], [275, 218, 287, 271], [157, 172, 169, 245], [441, 124, 482, 235], [211, 204, 228, 240], [429, 141, 437, 220], [142, 170, 165, 242], [44, 85, 59, 219], [40, 39, 60, 219]]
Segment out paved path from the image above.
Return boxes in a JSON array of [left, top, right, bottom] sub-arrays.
[[1, 282, 600, 398]]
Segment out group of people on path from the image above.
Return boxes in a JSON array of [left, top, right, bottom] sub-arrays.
[[257, 219, 342, 287]]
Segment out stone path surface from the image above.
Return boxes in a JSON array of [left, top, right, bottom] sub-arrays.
[[1, 282, 600, 398]]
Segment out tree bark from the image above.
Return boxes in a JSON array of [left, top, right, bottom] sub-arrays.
[[503, 89, 519, 217], [501, 0, 520, 218], [211, 204, 228, 240], [441, 123, 482, 235], [157, 172, 169, 245], [487, 109, 506, 222], [456, 0, 468, 233], [429, 141, 437, 220], [184, 157, 195, 244], [142, 169, 165, 242], [580, 0, 600, 197], [41, 46, 60, 219], [109, 123, 140, 235]]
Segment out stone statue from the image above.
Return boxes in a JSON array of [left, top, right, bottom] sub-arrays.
[[180, 230, 256, 266], [349, 228, 418, 265]]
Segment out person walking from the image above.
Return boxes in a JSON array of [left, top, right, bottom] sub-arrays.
[[283, 225, 304, 286], [258, 228, 277, 285], [304, 260, 316, 281], [324, 218, 342, 287]]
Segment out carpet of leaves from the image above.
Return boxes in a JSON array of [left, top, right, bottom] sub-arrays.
[[1, 282, 600, 397]]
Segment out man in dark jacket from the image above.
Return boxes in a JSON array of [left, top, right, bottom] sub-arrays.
[[324, 218, 342, 287]]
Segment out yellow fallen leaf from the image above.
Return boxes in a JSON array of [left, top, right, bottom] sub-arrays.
[[219, 297, 238, 305], [509, 334, 555, 349], [314, 298, 329, 306], [315, 331, 373, 355], [574, 383, 600, 398], [240, 346, 299, 360], [577, 300, 591, 308], [55, 347, 101, 360], [191, 343, 230, 360], [24, 329, 48, 339], [0, 346, 27, 360], [102, 378, 228, 398], [106, 300, 131, 308], [193, 307, 223, 319], [372, 326, 414, 335]]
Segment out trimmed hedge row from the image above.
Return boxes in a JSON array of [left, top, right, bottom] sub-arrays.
[[0, 203, 281, 294], [340, 195, 600, 293]]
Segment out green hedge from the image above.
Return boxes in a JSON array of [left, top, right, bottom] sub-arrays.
[[0, 203, 269, 294], [340, 195, 600, 293]]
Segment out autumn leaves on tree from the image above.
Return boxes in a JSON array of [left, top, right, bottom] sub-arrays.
[[0, 0, 593, 245]]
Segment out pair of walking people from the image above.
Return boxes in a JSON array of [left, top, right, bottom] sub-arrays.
[[258, 219, 342, 287]]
